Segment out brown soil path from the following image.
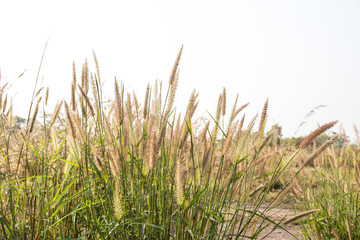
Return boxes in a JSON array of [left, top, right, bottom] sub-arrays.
[[250, 205, 304, 239], [227, 203, 306, 239]]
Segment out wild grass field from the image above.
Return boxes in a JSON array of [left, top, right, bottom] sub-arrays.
[[0, 48, 359, 239]]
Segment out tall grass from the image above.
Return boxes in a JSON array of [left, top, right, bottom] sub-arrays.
[[0, 48, 355, 239], [293, 130, 360, 239]]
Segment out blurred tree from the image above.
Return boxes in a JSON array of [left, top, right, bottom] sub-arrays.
[[267, 124, 282, 149], [14, 116, 26, 129]]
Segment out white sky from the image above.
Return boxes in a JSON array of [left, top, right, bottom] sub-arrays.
[[1, 0, 360, 140]]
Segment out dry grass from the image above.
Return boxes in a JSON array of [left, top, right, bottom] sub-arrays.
[[0, 48, 358, 239]]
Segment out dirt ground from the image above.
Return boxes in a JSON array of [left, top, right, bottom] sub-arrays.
[[249, 205, 304, 240], [225, 203, 306, 239]]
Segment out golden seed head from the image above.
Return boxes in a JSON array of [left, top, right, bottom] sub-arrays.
[[222, 120, 238, 155], [28, 99, 40, 134], [302, 134, 338, 166], [222, 87, 226, 116], [45, 87, 49, 106], [65, 102, 77, 139], [169, 45, 183, 85], [175, 157, 185, 206], [114, 78, 123, 123], [258, 98, 268, 134], [78, 84, 95, 117], [165, 71, 178, 117], [113, 179, 124, 221], [299, 121, 338, 149], [284, 209, 320, 225], [143, 83, 150, 118], [50, 100, 63, 126]]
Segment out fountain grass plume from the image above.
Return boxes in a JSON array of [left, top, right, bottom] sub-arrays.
[[299, 121, 338, 149]]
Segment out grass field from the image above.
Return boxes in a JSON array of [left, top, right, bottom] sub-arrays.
[[0, 49, 359, 239]]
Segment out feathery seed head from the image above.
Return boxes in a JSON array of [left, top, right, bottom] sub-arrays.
[[65, 102, 77, 139], [35, 87, 44, 97], [147, 116, 157, 170], [165, 71, 178, 117], [71, 62, 77, 111], [169, 45, 183, 85], [45, 87, 49, 106], [81, 59, 89, 93], [2, 94, 7, 113], [299, 121, 338, 149], [114, 78, 123, 123], [222, 87, 226, 116], [91, 77, 100, 115], [77, 84, 95, 117], [259, 98, 268, 134], [222, 120, 238, 155], [133, 91, 139, 114], [143, 83, 150, 118], [216, 94, 223, 123], [113, 179, 124, 221], [284, 209, 320, 225], [175, 156, 185, 206], [28, 99, 40, 134], [200, 121, 210, 143], [126, 92, 133, 122], [302, 134, 338, 166], [50, 100, 63, 126], [235, 103, 249, 118]]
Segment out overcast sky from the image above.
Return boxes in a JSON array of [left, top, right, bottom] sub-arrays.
[[1, 0, 360, 140]]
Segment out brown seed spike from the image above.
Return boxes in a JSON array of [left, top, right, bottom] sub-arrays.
[[169, 45, 183, 85], [126, 93, 133, 122], [143, 83, 150, 118], [82, 59, 89, 93], [2, 94, 7, 113], [165, 71, 178, 117], [258, 98, 268, 134], [199, 121, 210, 143], [175, 156, 185, 206], [28, 100, 40, 134], [114, 78, 123, 123], [302, 135, 337, 168], [222, 120, 238, 155], [50, 101, 63, 126], [299, 121, 338, 149], [71, 62, 77, 111], [77, 84, 95, 117], [216, 94, 223, 123], [222, 87, 226, 116], [234, 103, 249, 118], [45, 87, 49, 106], [148, 116, 157, 169], [354, 124, 360, 145], [65, 102, 77, 140], [284, 209, 319, 225]]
